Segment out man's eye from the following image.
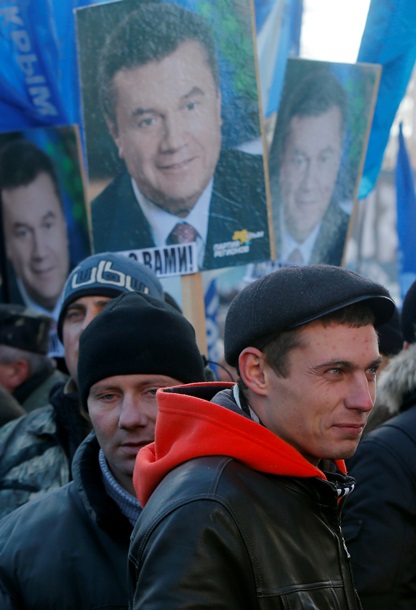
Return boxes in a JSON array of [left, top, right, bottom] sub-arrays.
[[65, 310, 84, 322], [185, 100, 197, 111], [138, 116, 156, 129], [15, 228, 29, 239], [319, 151, 333, 164], [292, 154, 306, 168], [97, 392, 117, 401], [328, 368, 342, 376]]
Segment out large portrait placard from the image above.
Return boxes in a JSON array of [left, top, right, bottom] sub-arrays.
[[0, 125, 91, 357], [75, 0, 272, 277], [250, 57, 380, 279]]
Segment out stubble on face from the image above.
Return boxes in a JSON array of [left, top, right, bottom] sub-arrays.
[[256, 321, 380, 465]]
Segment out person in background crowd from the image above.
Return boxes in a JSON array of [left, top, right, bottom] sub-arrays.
[[0, 386, 25, 428], [0, 304, 67, 414], [377, 305, 403, 370], [0, 252, 164, 519], [0, 139, 71, 358], [128, 264, 394, 609], [0, 290, 206, 610], [342, 278, 416, 610], [363, 304, 403, 434]]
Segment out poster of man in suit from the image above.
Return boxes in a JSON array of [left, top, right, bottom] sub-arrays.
[[270, 58, 380, 268], [0, 125, 91, 357], [76, 0, 272, 277]]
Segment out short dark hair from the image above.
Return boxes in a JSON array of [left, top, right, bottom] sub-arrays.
[[261, 302, 376, 379], [98, 2, 220, 126], [0, 139, 61, 202], [270, 66, 348, 165]]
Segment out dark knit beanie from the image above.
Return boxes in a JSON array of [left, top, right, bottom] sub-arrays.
[[401, 279, 416, 344], [77, 291, 205, 408], [225, 264, 395, 367], [0, 304, 51, 355], [57, 252, 164, 341], [377, 306, 403, 356]]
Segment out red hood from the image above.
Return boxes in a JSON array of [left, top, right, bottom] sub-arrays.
[[133, 382, 347, 506]]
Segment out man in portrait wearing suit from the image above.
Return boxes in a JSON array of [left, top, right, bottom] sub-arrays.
[[90, 1, 270, 271], [0, 139, 71, 358], [268, 65, 350, 266]]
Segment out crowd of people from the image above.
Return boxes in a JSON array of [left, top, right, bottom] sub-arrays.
[[0, 3, 415, 609], [0, 249, 414, 609]]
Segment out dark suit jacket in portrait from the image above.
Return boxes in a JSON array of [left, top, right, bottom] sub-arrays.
[[90, 150, 270, 271], [308, 200, 350, 266], [273, 198, 351, 267]]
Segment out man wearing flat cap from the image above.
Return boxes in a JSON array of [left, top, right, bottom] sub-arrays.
[[0, 304, 67, 414], [128, 264, 395, 609]]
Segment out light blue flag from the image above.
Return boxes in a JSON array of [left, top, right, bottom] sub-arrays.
[[256, 0, 303, 117], [396, 122, 416, 300], [358, 0, 416, 199]]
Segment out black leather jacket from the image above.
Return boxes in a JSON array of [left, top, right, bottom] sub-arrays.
[[129, 383, 362, 609]]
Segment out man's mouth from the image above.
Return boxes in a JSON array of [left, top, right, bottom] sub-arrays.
[[120, 441, 153, 454], [333, 423, 365, 436], [158, 156, 197, 172], [32, 266, 55, 276]]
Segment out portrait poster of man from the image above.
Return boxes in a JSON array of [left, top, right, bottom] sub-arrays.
[[75, 0, 272, 277], [266, 58, 380, 269], [0, 125, 91, 357]]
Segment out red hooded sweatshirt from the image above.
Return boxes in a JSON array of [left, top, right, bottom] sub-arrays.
[[133, 382, 347, 507]]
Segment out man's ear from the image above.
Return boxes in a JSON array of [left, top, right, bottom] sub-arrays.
[[105, 115, 123, 159], [216, 89, 223, 128], [238, 347, 268, 396], [3, 359, 30, 392]]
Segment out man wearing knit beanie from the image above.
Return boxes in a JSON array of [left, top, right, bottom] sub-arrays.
[[343, 278, 416, 610], [77, 291, 206, 496], [0, 251, 165, 520], [0, 289, 205, 610]]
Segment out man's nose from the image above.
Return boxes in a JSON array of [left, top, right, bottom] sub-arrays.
[[119, 396, 149, 429], [300, 160, 315, 189], [31, 229, 47, 257], [160, 114, 186, 152], [345, 373, 374, 412]]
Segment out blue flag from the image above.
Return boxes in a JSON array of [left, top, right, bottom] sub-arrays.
[[395, 122, 416, 300], [358, 0, 416, 198], [204, 277, 221, 380], [256, 0, 303, 117], [0, 0, 114, 132]]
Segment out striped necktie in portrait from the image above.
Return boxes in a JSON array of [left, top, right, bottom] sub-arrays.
[[166, 222, 199, 245]]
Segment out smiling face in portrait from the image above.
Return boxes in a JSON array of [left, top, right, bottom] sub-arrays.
[[2, 172, 70, 311], [108, 40, 223, 217], [279, 106, 344, 242]]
